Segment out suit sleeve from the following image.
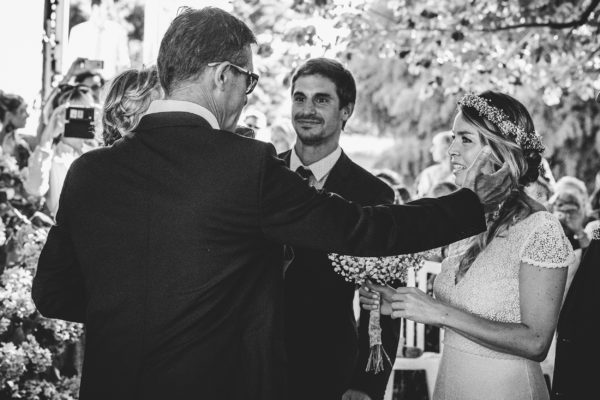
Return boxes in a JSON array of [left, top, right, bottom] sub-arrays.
[[259, 145, 486, 255], [32, 164, 86, 323]]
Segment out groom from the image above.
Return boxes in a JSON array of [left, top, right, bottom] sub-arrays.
[[281, 58, 399, 400], [32, 7, 510, 400]]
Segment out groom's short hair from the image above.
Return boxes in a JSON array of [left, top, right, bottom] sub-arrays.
[[157, 7, 256, 95]]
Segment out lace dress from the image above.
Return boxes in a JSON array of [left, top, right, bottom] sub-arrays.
[[433, 211, 574, 400]]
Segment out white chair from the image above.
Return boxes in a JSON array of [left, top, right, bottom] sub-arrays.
[[384, 261, 443, 400]]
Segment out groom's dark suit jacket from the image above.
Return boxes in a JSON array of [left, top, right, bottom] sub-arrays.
[[32, 112, 486, 400], [281, 150, 398, 400]]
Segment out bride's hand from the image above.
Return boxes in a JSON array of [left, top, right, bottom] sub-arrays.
[[390, 287, 445, 326], [358, 281, 395, 315]]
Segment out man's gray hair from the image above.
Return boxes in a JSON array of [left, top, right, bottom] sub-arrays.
[[157, 7, 256, 95]]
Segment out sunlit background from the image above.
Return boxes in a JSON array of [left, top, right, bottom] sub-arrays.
[[1, 0, 600, 186]]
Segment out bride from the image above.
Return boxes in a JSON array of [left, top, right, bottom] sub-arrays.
[[361, 91, 574, 400]]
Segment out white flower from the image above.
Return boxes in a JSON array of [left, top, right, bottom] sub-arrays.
[[328, 253, 425, 285]]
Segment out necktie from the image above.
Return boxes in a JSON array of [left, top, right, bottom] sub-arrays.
[[295, 166, 314, 183]]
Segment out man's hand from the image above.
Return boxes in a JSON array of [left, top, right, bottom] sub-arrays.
[[462, 146, 512, 212], [359, 281, 396, 316], [342, 389, 372, 400]]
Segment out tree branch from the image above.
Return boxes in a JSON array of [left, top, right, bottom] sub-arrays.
[[484, 0, 600, 31]]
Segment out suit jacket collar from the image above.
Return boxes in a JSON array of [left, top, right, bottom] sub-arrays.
[[134, 112, 215, 133], [322, 151, 353, 193], [145, 100, 220, 129]]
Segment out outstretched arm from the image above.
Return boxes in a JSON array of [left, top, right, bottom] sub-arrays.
[[259, 145, 487, 256]]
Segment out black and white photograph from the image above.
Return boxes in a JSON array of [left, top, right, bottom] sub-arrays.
[[0, 1, 599, 399]]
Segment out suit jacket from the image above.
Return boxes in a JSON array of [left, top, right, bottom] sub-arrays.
[[281, 149, 397, 400], [32, 112, 486, 400], [551, 237, 600, 400]]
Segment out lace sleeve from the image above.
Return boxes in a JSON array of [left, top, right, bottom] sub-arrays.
[[520, 215, 575, 268]]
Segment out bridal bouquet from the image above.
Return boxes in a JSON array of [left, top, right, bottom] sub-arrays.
[[328, 252, 424, 373]]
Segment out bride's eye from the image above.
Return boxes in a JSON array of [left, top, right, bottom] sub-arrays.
[[462, 136, 472, 144]]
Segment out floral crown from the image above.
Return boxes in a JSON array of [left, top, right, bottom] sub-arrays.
[[458, 93, 545, 153]]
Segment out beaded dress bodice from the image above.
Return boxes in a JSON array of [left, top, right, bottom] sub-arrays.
[[433, 211, 574, 359]]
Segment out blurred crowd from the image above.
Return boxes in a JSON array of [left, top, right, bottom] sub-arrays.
[[0, 58, 161, 217]]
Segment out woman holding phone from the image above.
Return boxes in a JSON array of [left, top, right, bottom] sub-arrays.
[[23, 85, 101, 216]]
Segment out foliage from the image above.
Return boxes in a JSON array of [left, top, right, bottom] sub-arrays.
[[235, 0, 600, 189], [0, 150, 83, 400]]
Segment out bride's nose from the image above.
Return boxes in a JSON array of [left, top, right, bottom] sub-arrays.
[[447, 139, 459, 157]]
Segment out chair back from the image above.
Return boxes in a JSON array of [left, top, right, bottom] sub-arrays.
[[403, 261, 443, 352]]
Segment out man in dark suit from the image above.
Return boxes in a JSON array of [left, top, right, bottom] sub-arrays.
[[551, 230, 599, 400], [281, 58, 398, 400], [550, 92, 600, 400], [32, 7, 510, 400]]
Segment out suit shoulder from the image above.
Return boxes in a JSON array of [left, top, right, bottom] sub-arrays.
[[345, 159, 395, 202], [70, 146, 112, 170]]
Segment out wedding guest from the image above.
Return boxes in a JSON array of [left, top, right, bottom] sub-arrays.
[[427, 181, 459, 198], [551, 227, 600, 400], [361, 91, 574, 400], [0, 92, 34, 168], [74, 70, 105, 103], [395, 186, 412, 204], [102, 66, 162, 146], [415, 131, 454, 197], [23, 85, 100, 216], [65, 0, 130, 79], [525, 174, 554, 207], [32, 8, 510, 400], [549, 176, 592, 251], [280, 58, 397, 400], [242, 106, 267, 140], [270, 117, 295, 153], [375, 168, 405, 204], [551, 96, 600, 400]]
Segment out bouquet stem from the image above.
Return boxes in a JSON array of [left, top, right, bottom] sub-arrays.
[[365, 308, 391, 373]]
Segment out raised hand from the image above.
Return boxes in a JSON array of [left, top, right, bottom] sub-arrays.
[[462, 146, 512, 212], [39, 105, 67, 148]]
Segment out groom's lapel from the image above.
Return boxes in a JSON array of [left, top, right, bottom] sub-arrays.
[[323, 150, 352, 195]]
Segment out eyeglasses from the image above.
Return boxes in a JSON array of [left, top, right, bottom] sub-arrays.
[[207, 61, 259, 95]]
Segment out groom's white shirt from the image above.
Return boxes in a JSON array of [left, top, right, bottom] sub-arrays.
[[145, 100, 220, 130], [289, 146, 341, 190]]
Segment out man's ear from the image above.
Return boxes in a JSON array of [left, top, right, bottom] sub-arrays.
[[341, 103, 354, 122], [212, 63, 231, 92]]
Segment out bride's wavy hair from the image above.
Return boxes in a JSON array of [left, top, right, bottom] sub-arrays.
[[456, 91, 542, 279]]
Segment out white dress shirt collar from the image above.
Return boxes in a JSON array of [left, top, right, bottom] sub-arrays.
[[145, 100, 220, 130], [290, 146, 342, 183]]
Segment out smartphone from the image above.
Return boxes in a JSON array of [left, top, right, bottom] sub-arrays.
[[83, 59, 104, 70], [63, 107, 95, 139]]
